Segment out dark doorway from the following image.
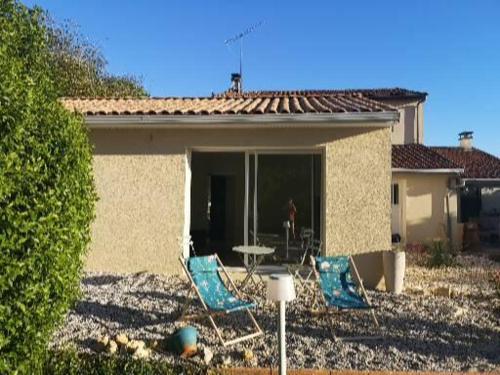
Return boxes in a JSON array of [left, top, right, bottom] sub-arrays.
[[209, 176, 228, 241], [190, 152, 244, 265]]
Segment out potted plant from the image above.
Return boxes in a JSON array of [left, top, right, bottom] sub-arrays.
[[383, 243, 406, 294]]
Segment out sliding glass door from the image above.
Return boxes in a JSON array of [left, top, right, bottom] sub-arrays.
[[190, 150, 322, 266], [247, 152, 322, 264]]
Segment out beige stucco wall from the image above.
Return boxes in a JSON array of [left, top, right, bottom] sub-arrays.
[[324, 128, 392, 255], [386, 99, 424, 145], [86, 125, 392, 276], [392, 172, 459, 246]]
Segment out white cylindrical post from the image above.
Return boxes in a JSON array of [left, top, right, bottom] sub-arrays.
[[279, 300, 286, 375], [283, 221, 290, 259], [267, 274, 296, 375]]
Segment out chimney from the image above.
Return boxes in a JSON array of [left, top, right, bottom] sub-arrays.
[[230, 73, 242, 94], [459, 131, 473, 151]]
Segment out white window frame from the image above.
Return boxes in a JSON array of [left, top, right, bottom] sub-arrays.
[[185, 147, 326, 267]]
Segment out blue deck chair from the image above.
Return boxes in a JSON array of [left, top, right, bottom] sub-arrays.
[[178, 254, 263, 346], [311, 255, 379, 339]]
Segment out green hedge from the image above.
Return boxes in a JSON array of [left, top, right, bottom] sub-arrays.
[[0, 1, 96, 373], [44, 350, 201, 375]]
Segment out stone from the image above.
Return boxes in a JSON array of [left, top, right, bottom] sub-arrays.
[[107, 340, 118, 354], [96, 335, 109, 352], [222, 355, 231, 366], [150, 340, 159, 351], [126, 339, 145, 353], [433, 286, 451, 298], [203, 347, 213, 365], [115, 333, 129, 346], [453, 307, 467, 318], [242, 349, 254, 362], [132, 347, 151, 359]]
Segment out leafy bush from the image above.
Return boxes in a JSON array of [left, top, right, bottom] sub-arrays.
[[45, 17, 148, 98], [43, 350, 203, 375], [426, 240, 456, 268], [0, 1, 96, 373]]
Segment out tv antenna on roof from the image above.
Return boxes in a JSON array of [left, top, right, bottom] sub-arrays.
[[224, 21, 263, 92]]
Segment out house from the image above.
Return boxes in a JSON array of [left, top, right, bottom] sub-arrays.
[[327, 89, 466, 248], [391, 143, 463, 247], [63, 86, 399, 287], [352, 89, 500, 249], [62, 83, 500, 287], [432, 135, 500, 246]]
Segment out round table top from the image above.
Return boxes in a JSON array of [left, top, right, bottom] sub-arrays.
[[232, 245, 275, 255]]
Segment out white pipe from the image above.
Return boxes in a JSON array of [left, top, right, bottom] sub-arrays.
[[244, 152, 249, 265], [279, 300, 286, 375], [254, 153, 258, 246]]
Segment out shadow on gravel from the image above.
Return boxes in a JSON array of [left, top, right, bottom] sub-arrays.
[[82, 275, 124, 286], [283, 308, 499, 364], [74, 301, 175, 328], [129, 290, 186, 302], [376, 314, 500, 363]]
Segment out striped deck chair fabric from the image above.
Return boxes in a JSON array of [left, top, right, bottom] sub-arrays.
[[178, 254, 263, 346], [315, 256, 371, 309], [188, 255, 255, 313]]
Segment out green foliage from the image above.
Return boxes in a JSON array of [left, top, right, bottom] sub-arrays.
[[426, 240, 456, 268], [45, 14, 148, 97], [43, 350, 201, 375], [0, 1, 96, 372]]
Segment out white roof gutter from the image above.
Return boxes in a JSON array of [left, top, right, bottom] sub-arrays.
[[392, 168, 464, 174], [84, 112, 398, 129], [462, 178, 500, 182]]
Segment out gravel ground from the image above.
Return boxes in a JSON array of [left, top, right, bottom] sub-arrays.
[[51, 255, 500, 371]]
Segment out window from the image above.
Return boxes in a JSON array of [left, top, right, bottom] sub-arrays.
[[392, 183, 399, 205]]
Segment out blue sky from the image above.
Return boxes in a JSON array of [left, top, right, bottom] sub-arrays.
[[24, 0, 500, 155]]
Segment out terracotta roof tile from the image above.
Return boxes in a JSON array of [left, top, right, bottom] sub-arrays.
[[431, 147, 500, 179], [392, 144, 460, 170], [220, 88, 428, 100], [61, 92, 396, 116]]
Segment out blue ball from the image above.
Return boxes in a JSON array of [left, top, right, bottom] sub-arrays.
[[168, 326, 198, 355]]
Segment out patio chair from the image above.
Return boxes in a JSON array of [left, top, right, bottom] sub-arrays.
[[287, 237, 322, 295], [310, 255, 380, 340], [178, 254, 263, 346]]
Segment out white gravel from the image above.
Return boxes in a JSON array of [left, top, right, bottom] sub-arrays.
[[51, 255, 500, 371]]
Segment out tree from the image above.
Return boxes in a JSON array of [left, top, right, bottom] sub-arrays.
[[0, 1, 97, 372], [46, 16, 148, 97]]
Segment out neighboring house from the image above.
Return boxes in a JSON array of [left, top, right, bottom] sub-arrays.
[[63, 89, 398, 287], [432, 136, 500, 245], [366, 88, 500, 248], [391, 144, 463, 246]]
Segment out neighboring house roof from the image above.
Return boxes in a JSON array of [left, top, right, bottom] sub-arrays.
[[431, 147, 500, 179], [61, 93, 396, 116], [392, 144, 461, 171], [221, 88, 428, 101]]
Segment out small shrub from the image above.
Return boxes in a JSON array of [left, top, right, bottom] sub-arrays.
[[426, 240, 456, 268], [43, 350, 203, 375]]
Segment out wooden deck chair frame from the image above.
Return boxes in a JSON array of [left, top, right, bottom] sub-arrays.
[[310, 255, 380, 341], [177, 253, 263, 347]]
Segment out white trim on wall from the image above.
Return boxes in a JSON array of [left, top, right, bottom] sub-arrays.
[[392, 168, 463, 174], [183, 149, 192, 259], [85, 112, 398, 127]]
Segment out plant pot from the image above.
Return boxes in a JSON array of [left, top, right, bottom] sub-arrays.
[[383, 251, 406, 294]]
